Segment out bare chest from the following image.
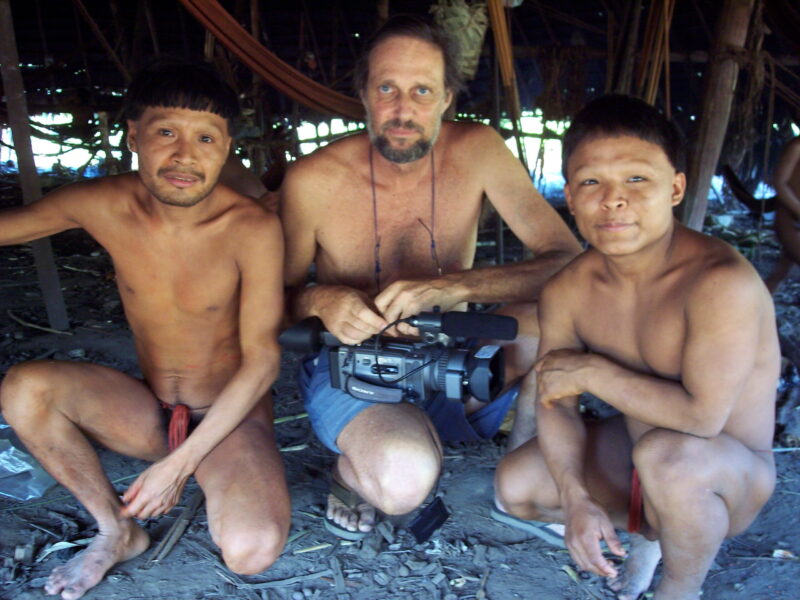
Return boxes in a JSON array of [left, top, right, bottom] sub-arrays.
[[315, 167, 483, 289], [575, 286, 687, 379], [92, 227, 239, 319]]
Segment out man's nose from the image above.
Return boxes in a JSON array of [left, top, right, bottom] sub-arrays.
[[171, 137, 195, 164], [601, 184, 627, 209], [393, 92, 414, 121]]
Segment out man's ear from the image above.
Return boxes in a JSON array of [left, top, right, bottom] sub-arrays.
[[126, 120, 138, 153], [443, 88, 454, 111], [671, 171, 687, 206], [564, 183, 575, 215]]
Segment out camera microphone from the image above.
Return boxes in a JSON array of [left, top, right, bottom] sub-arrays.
[[405, 311, 518, 341]]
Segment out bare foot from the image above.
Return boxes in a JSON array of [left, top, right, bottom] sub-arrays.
[[607, 534, 662, 600], [326, 493, 376, 534], [45, 521, 150, 599]]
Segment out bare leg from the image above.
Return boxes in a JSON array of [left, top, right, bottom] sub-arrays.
[[767, 205, 800, 292], [495, 415, 632, 522], [496, 416, 668, 599], [478, 301, 541, 450], [197, 396, 290, 574], [765, 253, 793, 293], [0, 361, 168, 600], [633, 429, 775, 600], [328, 402, 442, 534]]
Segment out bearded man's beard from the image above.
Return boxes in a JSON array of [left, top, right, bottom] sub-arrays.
[[367, 118, 440, 164]]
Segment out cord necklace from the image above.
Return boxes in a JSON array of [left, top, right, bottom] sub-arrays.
[[369, 145, 443, 291]]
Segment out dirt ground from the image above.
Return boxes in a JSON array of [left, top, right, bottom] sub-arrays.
[[1, 209, 799, 600]]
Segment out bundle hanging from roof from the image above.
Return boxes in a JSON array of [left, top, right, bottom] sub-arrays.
[[178, 0, 364, 120], [430, 0, 489, 82]]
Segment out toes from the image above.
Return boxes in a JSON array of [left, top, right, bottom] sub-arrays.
[[328, 495, 376, 533], [62, 585, 90, 600], [45, 571, 67, 595], [607, 576, 647, 600], [356, 503, 376, 532]]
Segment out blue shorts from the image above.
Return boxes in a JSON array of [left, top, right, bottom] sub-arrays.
[[298, 350, 518, 453]]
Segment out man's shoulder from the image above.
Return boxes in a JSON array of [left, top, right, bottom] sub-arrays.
[[281, 133, 368, 214], [674, 227, 767, 307], [541, 248, 594, 296], [219, 187, 280, 227], [289, 132, 367, 178], [440, 120, 500, 146], [43, 172, 141, 211]]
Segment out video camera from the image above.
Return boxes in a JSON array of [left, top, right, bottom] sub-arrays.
[[279, 310, 518, 407]]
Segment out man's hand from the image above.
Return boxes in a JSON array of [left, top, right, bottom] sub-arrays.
[[534, 348, 593, 407], [564, 498, 626, 578], [374, 278, 465, 336], [315, 285, 388, 344], [120, 456, 191, 519]]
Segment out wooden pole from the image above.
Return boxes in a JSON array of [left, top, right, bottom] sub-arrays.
[[682, 0, 754, 231], [490, 40, 505, 266], [615, 0, 641, 95], [0, 0, 69, 330], [72, 0, 131, 83]]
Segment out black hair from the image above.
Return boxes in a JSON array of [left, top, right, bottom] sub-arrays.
[[353, 14, 464, 96], [562, 94, 686, 179], [123, 58, 240, 136]]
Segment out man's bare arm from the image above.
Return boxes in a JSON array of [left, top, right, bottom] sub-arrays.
[[534, 274, 625, 577], [774, 138, 800, 220], [280, 159, 388, 343], [534, 277, 590, 500], [0, 179, 100, 245], [122, 210, 285, 517], [538, 263, 766, 438], [472, 126, 582, 298]]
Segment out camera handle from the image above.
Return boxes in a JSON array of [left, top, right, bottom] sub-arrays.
[[344, 376, 406, 403]]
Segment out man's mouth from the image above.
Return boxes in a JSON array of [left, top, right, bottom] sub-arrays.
[[382, 119, 423, 137], [597, 221, 634, 231], [159, 170, 203, 188]]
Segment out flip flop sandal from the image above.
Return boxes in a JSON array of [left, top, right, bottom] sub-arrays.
[[324, 476, 374, 541], [490, 506, 567, 549]]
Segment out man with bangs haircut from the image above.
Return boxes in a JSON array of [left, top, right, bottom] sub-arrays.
[[494, 94, 779, 599], [0, 60, 289, 599], [281, 15, 580, 539]]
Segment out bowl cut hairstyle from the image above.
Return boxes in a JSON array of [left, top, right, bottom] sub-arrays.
[[123, 58, 241, 137], [562, 94, 686, 179]]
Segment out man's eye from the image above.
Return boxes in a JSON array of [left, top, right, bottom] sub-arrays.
[[628, 175, 646, 182], [378, 84, 392, 93], [199, 135, 214, 143], [417, 87, 430, 95], [159, 129, 174, 137], [580, 179, 598, 186]]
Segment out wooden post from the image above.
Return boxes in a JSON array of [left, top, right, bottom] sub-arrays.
[[682, 0, 754, 231], [614, 0, 641, 95], [491, 40, 505, 266], [0, 0, 69, 330]]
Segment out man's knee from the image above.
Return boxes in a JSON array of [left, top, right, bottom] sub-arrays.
[[218, 521, 286, 575], [358, 440, 440, 515], [494, 442, 558, 517], [0, 361, 56, 422], [633, 428, 710, 496]]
